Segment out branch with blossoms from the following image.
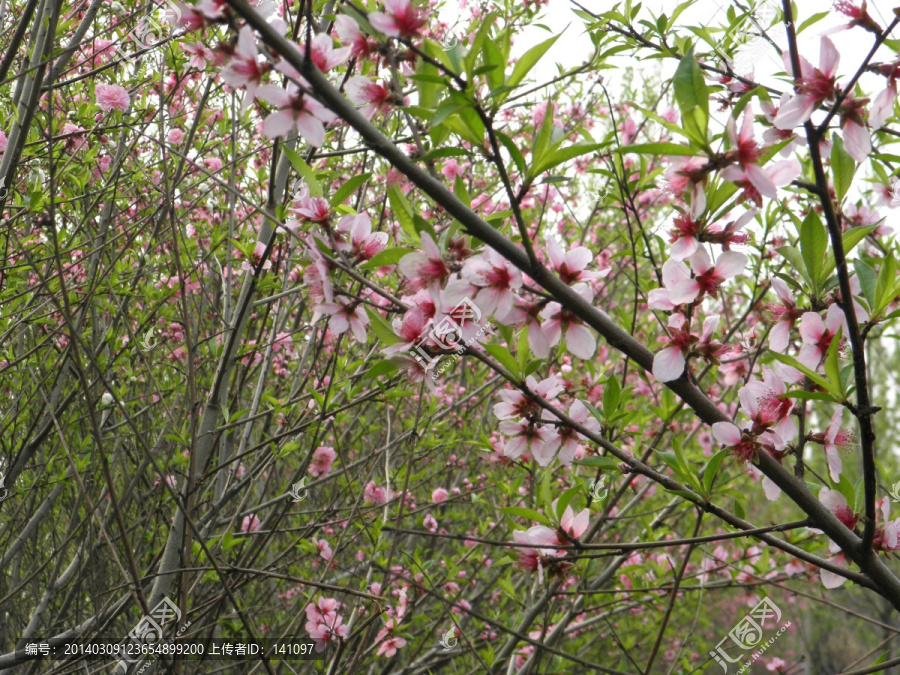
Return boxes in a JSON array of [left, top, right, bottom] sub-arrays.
[[219, 0, 900, 608]]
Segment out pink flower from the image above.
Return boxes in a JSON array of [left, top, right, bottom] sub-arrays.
[[810, 408, 854, 481], [368, 0, 425, 38], [819, 487, 859, 529], [241, 514, 261, 533], [310, 33, 351, 72], [364, 481, 391, 504], [398, 232, 449, 291], [498, 419, 558, 461], [95, 83, 131, 112], [334, 15, 377, 58], [652, 314, 695, 382], [820, 540, 850, 589], [240, 242, 273, 273], [345, 76, 395, 120], [313, 297, 369, 342], [493, 375, 563, 421], [336, 213, 388, 260], [774, 37, 840, 129], [664, 155, 709, 202], [558, 504, 589, 541], [827, 1, 882, 35], [552, 400, 601, 466], [309, 446, 336, 478], [442, 249, 522, 319], [724, 107, 776, 198], [766, 278, 804, 352], [181, 41, 213, 69], [739, 368, 797, 442], [511, 525, 562, 570], [221, 26, 268, 112], [797, 303, 847, 370], [432, 488, 449, 503], [291, 185, 331, 223], [870, 80, 898, 130], [668, 248, 747, 305], [546, 238, 608, 284], [315, 538, 333, 561], [652, 314, 725, 383], [441, 159, 464, 181], [256, 83, 337, 145], [668, 212, 703, 260], [721, 159, 800, 207], [376, 636, 407, 657], [711, 422, 759, 463], [837, 95, 872, 161], [540, 283, 597, 359], [648, 259, 692, 311]]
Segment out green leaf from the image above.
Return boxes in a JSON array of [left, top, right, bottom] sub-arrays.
[[620, 142, 698, 156], [672, 47, 709, 147], [454, 175, 471, 207], [530, 142, 607, 178], [495, 131, 526, 177], [499, 506, 550, 526], [797, 11, 829, 33], [824, 326, 843, 396], [602, 375, 621, 419], [359, 246, 415, 269], [331, 173, 371, 206], [782, 389, 839, 402], [776, 246, 812, 288], [830, 133, 856, 201], [506, 34, 560, 91], [768, 351, 839, 396], [573, 456, 621, 471], [853, 259, 877, 308], [484, 344, 521, 377], [875, 252, 900, 316], [517, 328, 529, 374], [387, 186, 418, 242], [799, 211, 828, 288], [363, 360, 399, 380], [364, 306, 403, 345], [282, 146, 322, 197], [702, 448, 727, 496], [555, 486, 582, 521]]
